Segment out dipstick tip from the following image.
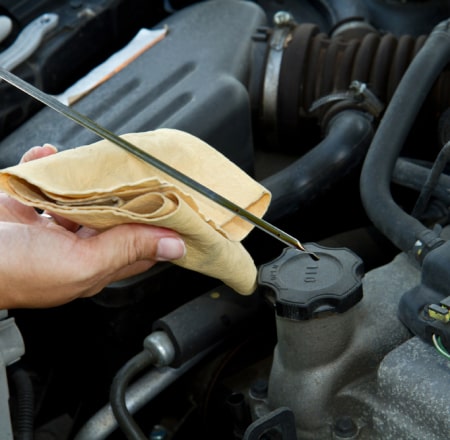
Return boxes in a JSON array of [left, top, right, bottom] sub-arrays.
[[295, 240, 320, 261], [308, 252, 320, 261]]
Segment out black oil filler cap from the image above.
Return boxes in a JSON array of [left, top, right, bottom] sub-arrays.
[[258, 243, 364, 320]]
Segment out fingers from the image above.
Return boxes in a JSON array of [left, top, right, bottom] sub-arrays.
[[78, 224, 186, 296], [103, 259, 155, 286], [44, 212, 80, 232], [155, 236, 187, 261], [18, 145, 82, 231], [1, 146, 188, 308], [91, 224, 185, 263], [20, 143, 58, 163], [0, 222, 186, 308]]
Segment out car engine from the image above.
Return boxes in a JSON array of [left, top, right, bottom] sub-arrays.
[[1, 0, 450, 439]]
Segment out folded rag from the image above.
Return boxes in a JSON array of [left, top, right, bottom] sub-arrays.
[[0, 128, 271, 294]]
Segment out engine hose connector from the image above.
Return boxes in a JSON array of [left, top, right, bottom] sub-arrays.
[[257, 22, 450, 148]]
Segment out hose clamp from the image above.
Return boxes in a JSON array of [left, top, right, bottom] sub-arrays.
[[309, 80, 384, 118], [261, 11, 296, 145]]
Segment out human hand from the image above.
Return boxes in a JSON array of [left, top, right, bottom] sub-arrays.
[[0, 145, 185, 309]]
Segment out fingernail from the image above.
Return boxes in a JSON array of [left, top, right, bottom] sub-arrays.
[[156, 237, 186, 261], [42, 143, 58, 152]]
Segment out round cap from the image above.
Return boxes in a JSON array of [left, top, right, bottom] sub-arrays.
[[258, 243, 364, 320]]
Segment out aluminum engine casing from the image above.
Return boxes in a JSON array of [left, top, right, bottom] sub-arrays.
[[259, 248, 450, 439]]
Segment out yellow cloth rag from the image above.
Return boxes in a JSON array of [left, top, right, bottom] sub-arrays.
[[0, 128, 271, 294]]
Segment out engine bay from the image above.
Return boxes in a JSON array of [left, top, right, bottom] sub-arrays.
[[1, 0, 450, 439]]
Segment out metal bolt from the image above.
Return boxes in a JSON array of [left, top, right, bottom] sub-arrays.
[[273, 11, 295, 27], [250, 378, 268, 399]]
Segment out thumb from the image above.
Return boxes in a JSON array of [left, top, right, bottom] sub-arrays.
[[86, 224, 186, 270]]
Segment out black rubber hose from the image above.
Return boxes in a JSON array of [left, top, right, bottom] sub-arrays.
[[110, 350, 154, 440], [262, 109, 374, 222], [411, 140, 450, 218], [315, 0, 369, 27], [393, 158, 450, 206], [360, 19, 450, 255], [8, 365, 34, 440]]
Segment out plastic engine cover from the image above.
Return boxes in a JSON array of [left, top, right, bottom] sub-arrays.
[[0, 0, 267, 173], [0, 0, 164, 140]]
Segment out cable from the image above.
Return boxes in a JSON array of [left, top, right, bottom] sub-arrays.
[[360, 18, 450, 255], [411, 141, 450, 218], [110, 350, 155, 440], [432, 334, 450, 361]]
